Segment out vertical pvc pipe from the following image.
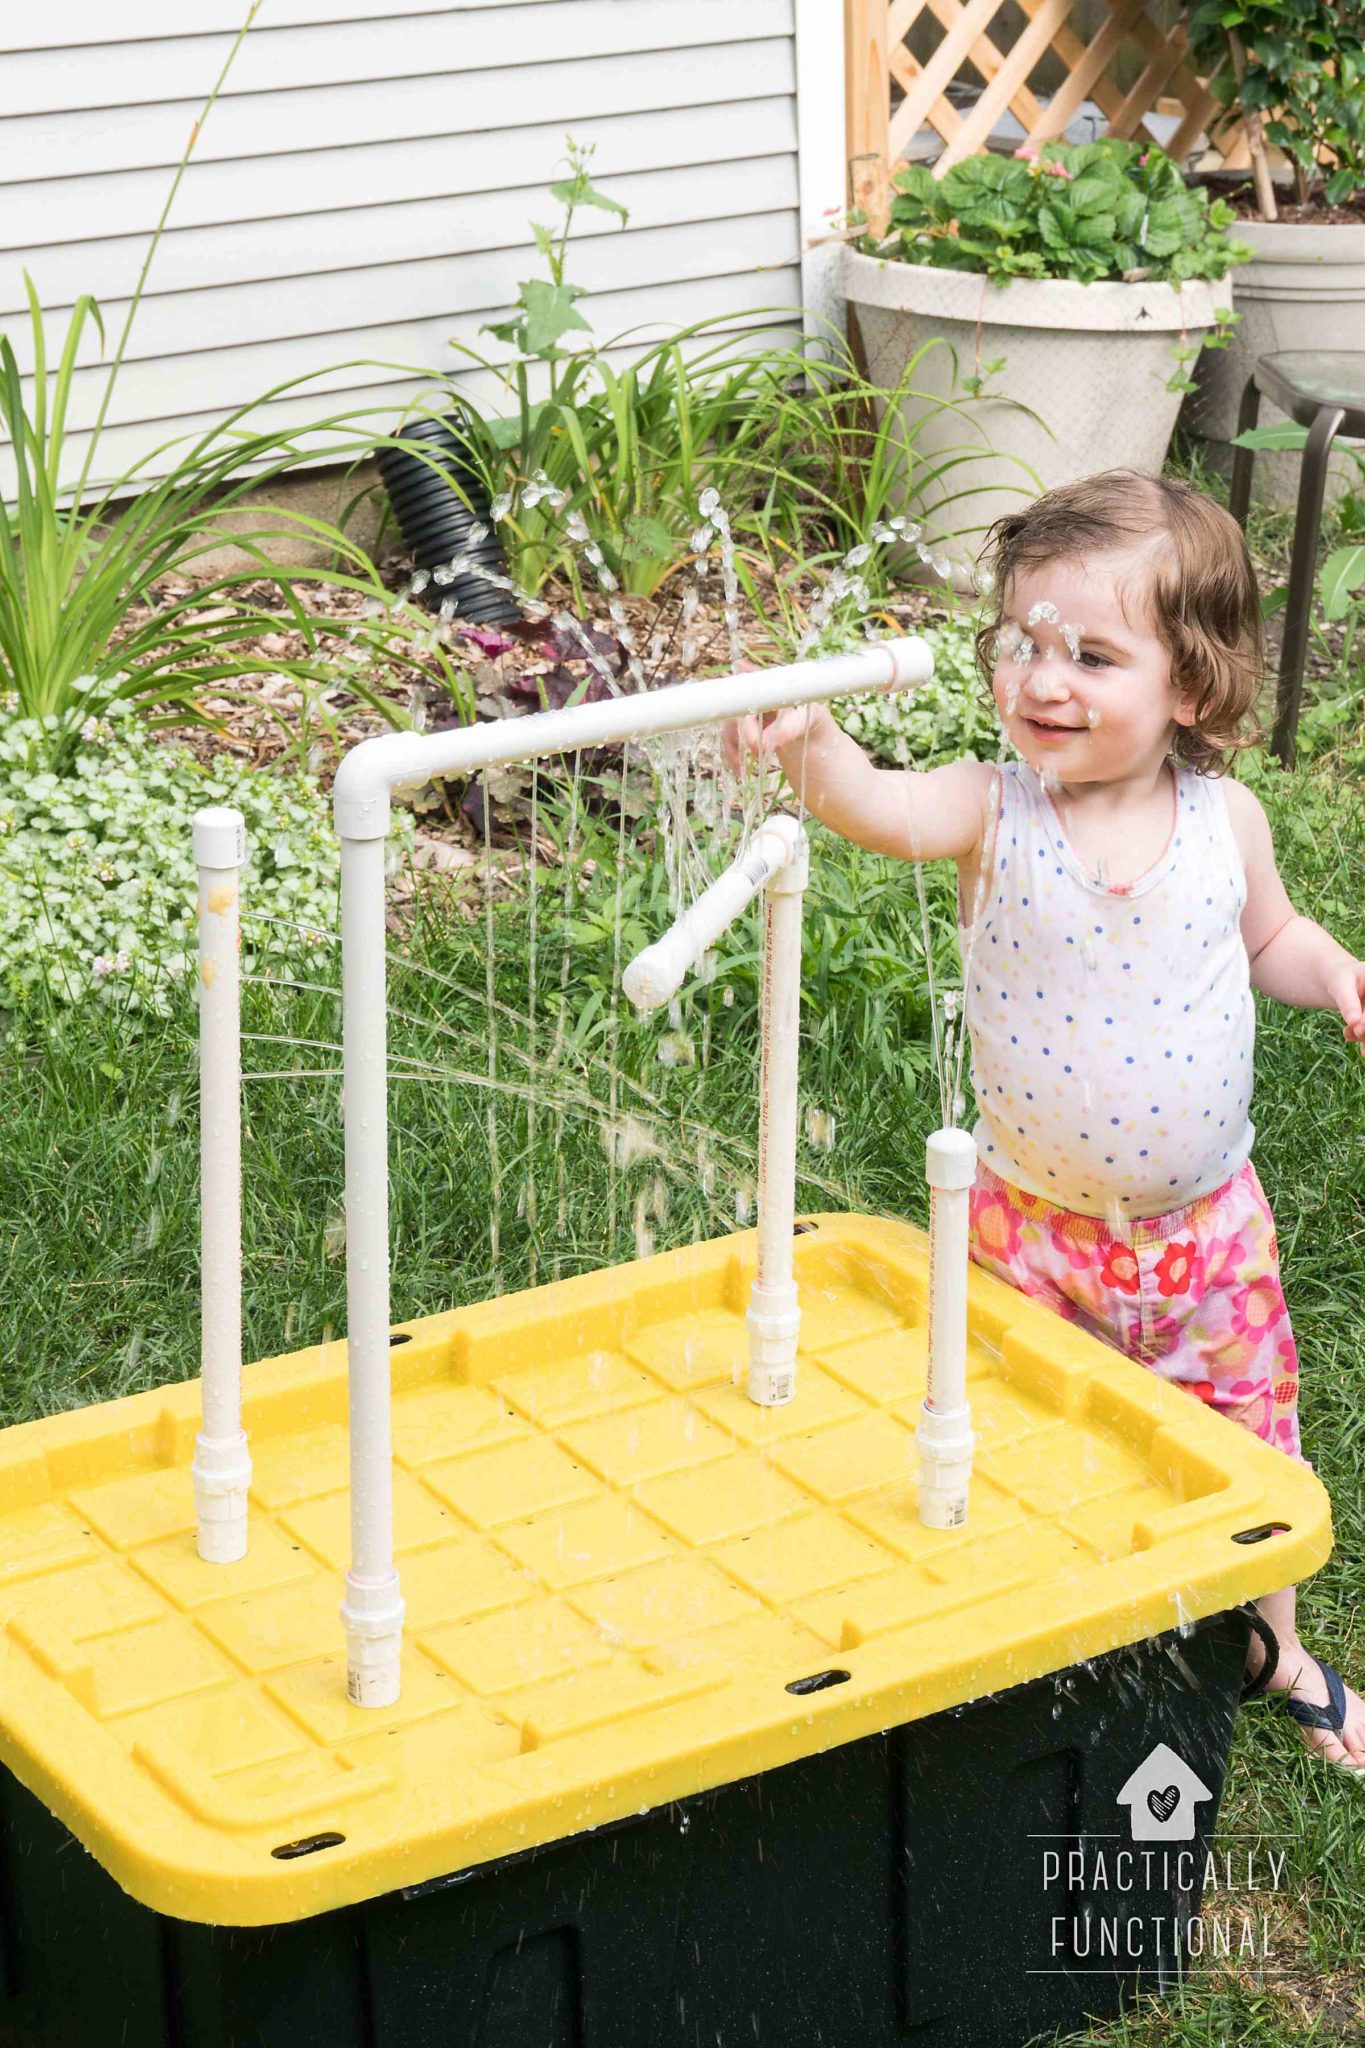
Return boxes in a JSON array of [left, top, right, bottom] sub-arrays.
[[746, 828, 810, 1406], [192, 807, 251, 1564], [338, 833, 405, 1708], [916, 1128, 978, 1527]]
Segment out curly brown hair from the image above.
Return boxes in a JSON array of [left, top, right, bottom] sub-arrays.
[[973, 469, 1265, 775]]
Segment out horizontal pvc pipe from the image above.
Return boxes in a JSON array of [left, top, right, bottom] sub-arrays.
[[916, 1127, 978, 1529], [334, 637, 934, 839], [192, 808, 251, 1565], [334, 638, 933, 1704], [623, 814, 805, 1014]]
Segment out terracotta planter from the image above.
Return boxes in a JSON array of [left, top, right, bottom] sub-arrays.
[[1183, 218, 1365, 510], [840, 246, 1232, 580]]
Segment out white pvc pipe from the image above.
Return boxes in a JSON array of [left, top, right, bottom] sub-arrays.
[[623, 813, 808, 1405], [192, 807, 251, 1564], [333, 637, 933, 841], [334, 636, 932, 1704], [916, 1127, 978, 1527], [623, 814, 805, 1013], [338, 834, 405, 1709], [747, 821, 809, 1406]]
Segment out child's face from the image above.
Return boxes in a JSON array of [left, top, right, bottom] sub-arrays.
[[991, 552, 1194, 782]]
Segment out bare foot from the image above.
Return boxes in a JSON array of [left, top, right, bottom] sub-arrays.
[[1247, 1635, 1365, 1771]]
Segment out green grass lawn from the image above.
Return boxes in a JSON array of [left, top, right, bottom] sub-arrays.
[[2, 767, 1362, 2041]]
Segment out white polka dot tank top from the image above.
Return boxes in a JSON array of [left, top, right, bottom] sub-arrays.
[[960, 760, 1254, 1221]]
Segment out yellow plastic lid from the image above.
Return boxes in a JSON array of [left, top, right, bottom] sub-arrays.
[[0, 1215, 1330, 1924]]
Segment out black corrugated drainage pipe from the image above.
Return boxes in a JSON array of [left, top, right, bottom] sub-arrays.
[[377, 419, 523, 626]]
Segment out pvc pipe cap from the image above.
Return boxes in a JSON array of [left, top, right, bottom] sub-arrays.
[[193, 807, 246, 869], [925, 1126, 978, 1190]]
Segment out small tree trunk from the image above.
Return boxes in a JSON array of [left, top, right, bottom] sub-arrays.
[[1228, 31, 1279, 222]]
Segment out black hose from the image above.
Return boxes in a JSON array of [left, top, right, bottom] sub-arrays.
[[1237, 1602, 1281, 1701]]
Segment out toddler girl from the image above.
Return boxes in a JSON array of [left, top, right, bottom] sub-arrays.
[[723, 470, 1365, 1773]]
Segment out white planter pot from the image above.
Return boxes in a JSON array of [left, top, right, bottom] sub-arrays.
[[840, 246, 1232, 578], [1183, 219, 1365, 511]]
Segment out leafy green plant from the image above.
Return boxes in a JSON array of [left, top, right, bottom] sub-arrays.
[[831, 612, 999, 766], [429, 141, 843, 599], [1291, 543, 1365, 766], [0, 14, 473, 771], [1186, 2, 1365, 212], [1, 284, 477, 770], [0, 707, 397, 1016], [869, 138, 1250, 286]]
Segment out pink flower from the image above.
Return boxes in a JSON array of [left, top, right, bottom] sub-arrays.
[[1049, 1225, 1094, 1274], [1231, 1277, 1286, 1344], [1197, 1234, 1247, 1293], [1224, 1385, 1275, 1440], [1013, 143, 1040, 161], [970, 1188, 1022, 1264], [1042, 160, 1074, 181]]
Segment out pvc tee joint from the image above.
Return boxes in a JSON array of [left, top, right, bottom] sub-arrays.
[[623, 813, 807, 1015]]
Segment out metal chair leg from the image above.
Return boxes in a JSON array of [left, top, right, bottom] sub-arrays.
[[1271, 403, 1345, 768], [1228, 377, 1260, 528]]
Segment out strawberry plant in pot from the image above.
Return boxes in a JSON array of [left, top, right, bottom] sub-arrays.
[[1181, 2, 1365, 506], [841, 138, 1247, 579]]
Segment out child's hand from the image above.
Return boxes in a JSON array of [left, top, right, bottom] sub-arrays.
[[1329, 957, 1365, 1049], [721, 704, 829, 775]]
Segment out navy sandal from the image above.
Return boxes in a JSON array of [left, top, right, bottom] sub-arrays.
[[1282, 1652, 1365, 1774]]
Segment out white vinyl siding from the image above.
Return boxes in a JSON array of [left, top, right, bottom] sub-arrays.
[[0, 0, 838, 488]]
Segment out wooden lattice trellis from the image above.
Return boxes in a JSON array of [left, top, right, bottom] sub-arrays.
[[846, 0, 1247, 231]]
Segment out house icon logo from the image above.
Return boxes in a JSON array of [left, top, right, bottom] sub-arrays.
[[1116, 1742, 1214, 1842]]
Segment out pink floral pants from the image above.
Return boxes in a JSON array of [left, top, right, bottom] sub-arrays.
[[969, 1160, 1305, 1463]]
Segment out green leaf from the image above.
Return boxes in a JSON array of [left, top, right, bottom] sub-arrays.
[[617, 513, 679, 565], [550, 175, 628, 224], [514, 279, 593, 357], [889, 163, 940, 211], [1320, 546, 1365, 621], [1231, 421, 1309, 452]]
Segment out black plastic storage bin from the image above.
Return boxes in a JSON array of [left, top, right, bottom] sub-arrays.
[[0, 1611, 1256, 2048]]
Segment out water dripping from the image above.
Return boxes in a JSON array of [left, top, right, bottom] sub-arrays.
[[804, 1107, 837, 1154]]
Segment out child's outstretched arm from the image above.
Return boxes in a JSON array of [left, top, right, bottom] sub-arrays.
[[721, 703, 990, 866], [1226, 780, 1365, 1047]]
